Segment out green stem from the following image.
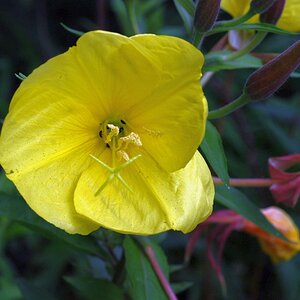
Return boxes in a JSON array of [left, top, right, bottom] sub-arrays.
[[201, 71, 214, 87], [192, 30, 204, 49], [208, 93, 250, 119], [213, 10, 255, 29], [224, 31, 267, 61], [213, 177, 281, 187]]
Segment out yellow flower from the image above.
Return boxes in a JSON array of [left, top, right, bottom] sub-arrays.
[[221, 0, 300, 32], [0, 31, 214, 235], [245, 207, 300, 263]]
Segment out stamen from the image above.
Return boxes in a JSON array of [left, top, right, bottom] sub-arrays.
[[105, 124, 120, 143], [117, 150, 130, 161], [119, 132, 142, 149], [93, 118, 143, 195]]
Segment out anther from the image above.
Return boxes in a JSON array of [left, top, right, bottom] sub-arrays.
[[121, 119, 126, 124]]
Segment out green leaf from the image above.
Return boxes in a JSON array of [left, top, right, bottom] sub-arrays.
[[0, 172, 17, 195], [0, 193, 107, 258], [16, 279, 54, 300], [60, 23, 84, 36], [124, 237, 168, 300], [110, 0, 133, 36], [173, 0, 193, 32], [65, 276, 124, 300], [0, 277, 22, 300], [200, 121, 229, 185], [172, 0, 195, 17], [204, 50, 263, 72], [215, 186, 287, 240], [208, 22, 299, 36]]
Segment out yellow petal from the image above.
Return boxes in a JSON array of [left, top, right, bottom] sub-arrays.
[[134, 150, 214, 233], [74, 150, 214, 234], [76, 31, 207, 172], [0, 88, 101, 181], [74, 31, 160, 119], [221, 0, 250, 17], [277, 0, 300, 32], [127, 34, 207, 172], [260, 207, 300, 262], [9, 142, 101, 234], [0, 58, 105, 233]]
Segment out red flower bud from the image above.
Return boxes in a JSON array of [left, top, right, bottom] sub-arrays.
[[269, 154, 300, 206], [194, 0, 221, 33], [260, 0, 286, 25], [250, 0, 277, 14], [244, 40, 300, 101]]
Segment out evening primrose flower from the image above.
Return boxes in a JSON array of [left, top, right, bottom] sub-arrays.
[[221, 0, 300, 31], [0, 31, 214, 235]]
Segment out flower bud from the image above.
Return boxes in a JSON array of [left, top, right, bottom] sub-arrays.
[[194, 0, 221, 33], [245, 207, 300, 263], [250, 0, 277, 14], [244, 40, 300, 101], [260, 0, 286, 25]]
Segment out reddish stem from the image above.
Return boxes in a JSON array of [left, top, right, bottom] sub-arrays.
[[213, 177, 282, 187], [145, 245, 178, 300]]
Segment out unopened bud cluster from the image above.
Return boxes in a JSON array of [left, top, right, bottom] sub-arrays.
[[260, 0, 286, 24], [194, 0, 221, 33]]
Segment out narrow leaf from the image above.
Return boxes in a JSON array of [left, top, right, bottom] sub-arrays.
[[0, 193, 107, 258], [208, 22, 299, 36], [200, 121, 230, 185], [215, 186, 287, 240], [65, 277, 124, 300], [173, 0, 193, 32], [173, 0, 195, 16], [204, 50, 263, 72], [60, 23, 84, 36], [16, 279, 54, 300], [124, 237, 168, 300]]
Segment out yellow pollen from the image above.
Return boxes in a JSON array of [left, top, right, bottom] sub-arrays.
[[104, 124, 120, 143], [92, 120, 143, 194], [117, 150, 130, 161], [119, 132, 142, 148]]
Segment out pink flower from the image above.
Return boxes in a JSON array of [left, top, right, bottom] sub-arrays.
[[186, 207, 300, 287], [269, 154, 300, 206]]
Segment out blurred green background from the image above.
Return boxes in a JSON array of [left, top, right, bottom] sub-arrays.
[[0, 1, 300, 299]]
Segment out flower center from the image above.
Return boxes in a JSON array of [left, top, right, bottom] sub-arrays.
[[91, 118, 142, 195], [99, 119, 142, 164]]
